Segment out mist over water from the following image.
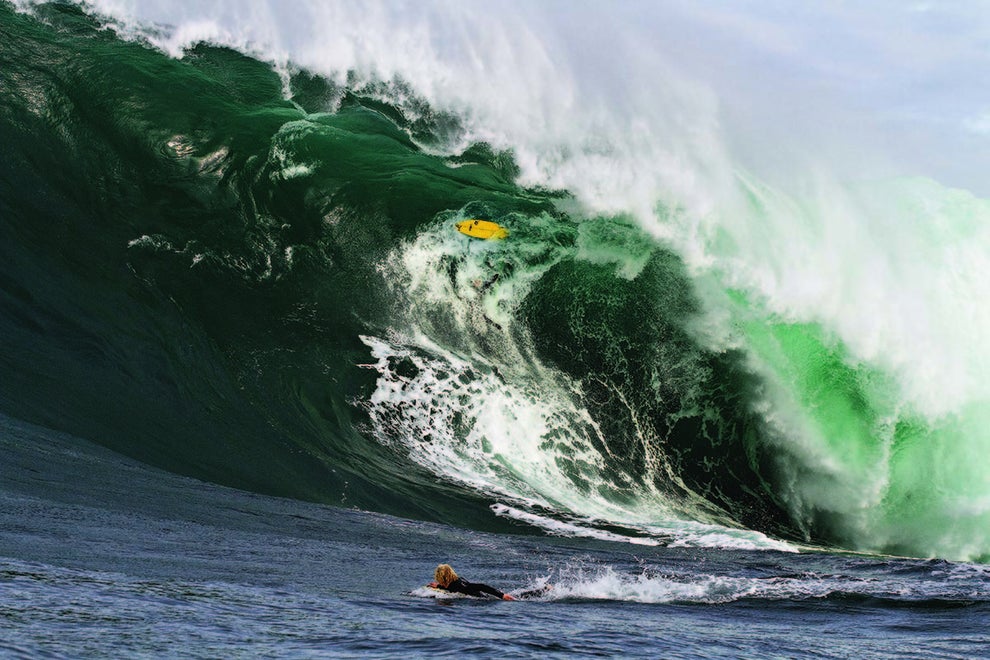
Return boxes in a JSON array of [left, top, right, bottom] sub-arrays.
[[6, 0, 990, 561]]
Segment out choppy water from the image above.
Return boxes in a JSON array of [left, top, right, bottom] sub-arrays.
[[3, 414, 989, 658], [3, 2, 990, 656]]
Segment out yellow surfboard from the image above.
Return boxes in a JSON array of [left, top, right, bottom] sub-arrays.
[[456, 219, 508, 240]]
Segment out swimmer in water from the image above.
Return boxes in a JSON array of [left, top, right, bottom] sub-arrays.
[[428, 564, 516, 601]]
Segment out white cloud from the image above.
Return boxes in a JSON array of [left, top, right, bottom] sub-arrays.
[[964, 113, 990, 136]]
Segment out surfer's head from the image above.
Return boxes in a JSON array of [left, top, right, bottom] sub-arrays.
[[434, 564, 458, 588]]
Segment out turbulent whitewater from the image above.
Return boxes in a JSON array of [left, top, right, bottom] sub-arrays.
[[3, 1, 990, 563]]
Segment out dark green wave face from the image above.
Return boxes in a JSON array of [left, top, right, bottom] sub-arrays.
[[3, 3, 989, 560], [0, 2, 551, 527]]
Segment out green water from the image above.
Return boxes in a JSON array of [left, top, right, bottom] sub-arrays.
[[3, 2, 990, 560]]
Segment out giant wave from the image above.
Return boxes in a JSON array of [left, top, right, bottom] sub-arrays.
[[3, 1, 990, 561]]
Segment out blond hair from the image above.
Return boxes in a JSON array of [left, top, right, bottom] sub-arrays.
[[434, 564, 458, 588]]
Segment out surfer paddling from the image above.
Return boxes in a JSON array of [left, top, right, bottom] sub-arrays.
[[426, 564, 553, 601], [429, 564, 517, 600]]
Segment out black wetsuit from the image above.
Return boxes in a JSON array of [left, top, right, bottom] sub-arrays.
[[444, 577, 505, 599]]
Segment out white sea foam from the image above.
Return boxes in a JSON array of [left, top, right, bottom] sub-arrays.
[[360, 328, 795, 552], [407, 563, 924, 605], [490, 504, 662, 547], [542, 564, 899, 605], [491, 504, 796, 553]]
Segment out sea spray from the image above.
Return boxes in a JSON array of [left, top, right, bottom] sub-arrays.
[[362, 210, 797, 549]]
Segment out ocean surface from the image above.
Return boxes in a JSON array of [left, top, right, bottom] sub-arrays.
[[2, 2, 990, 657]]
